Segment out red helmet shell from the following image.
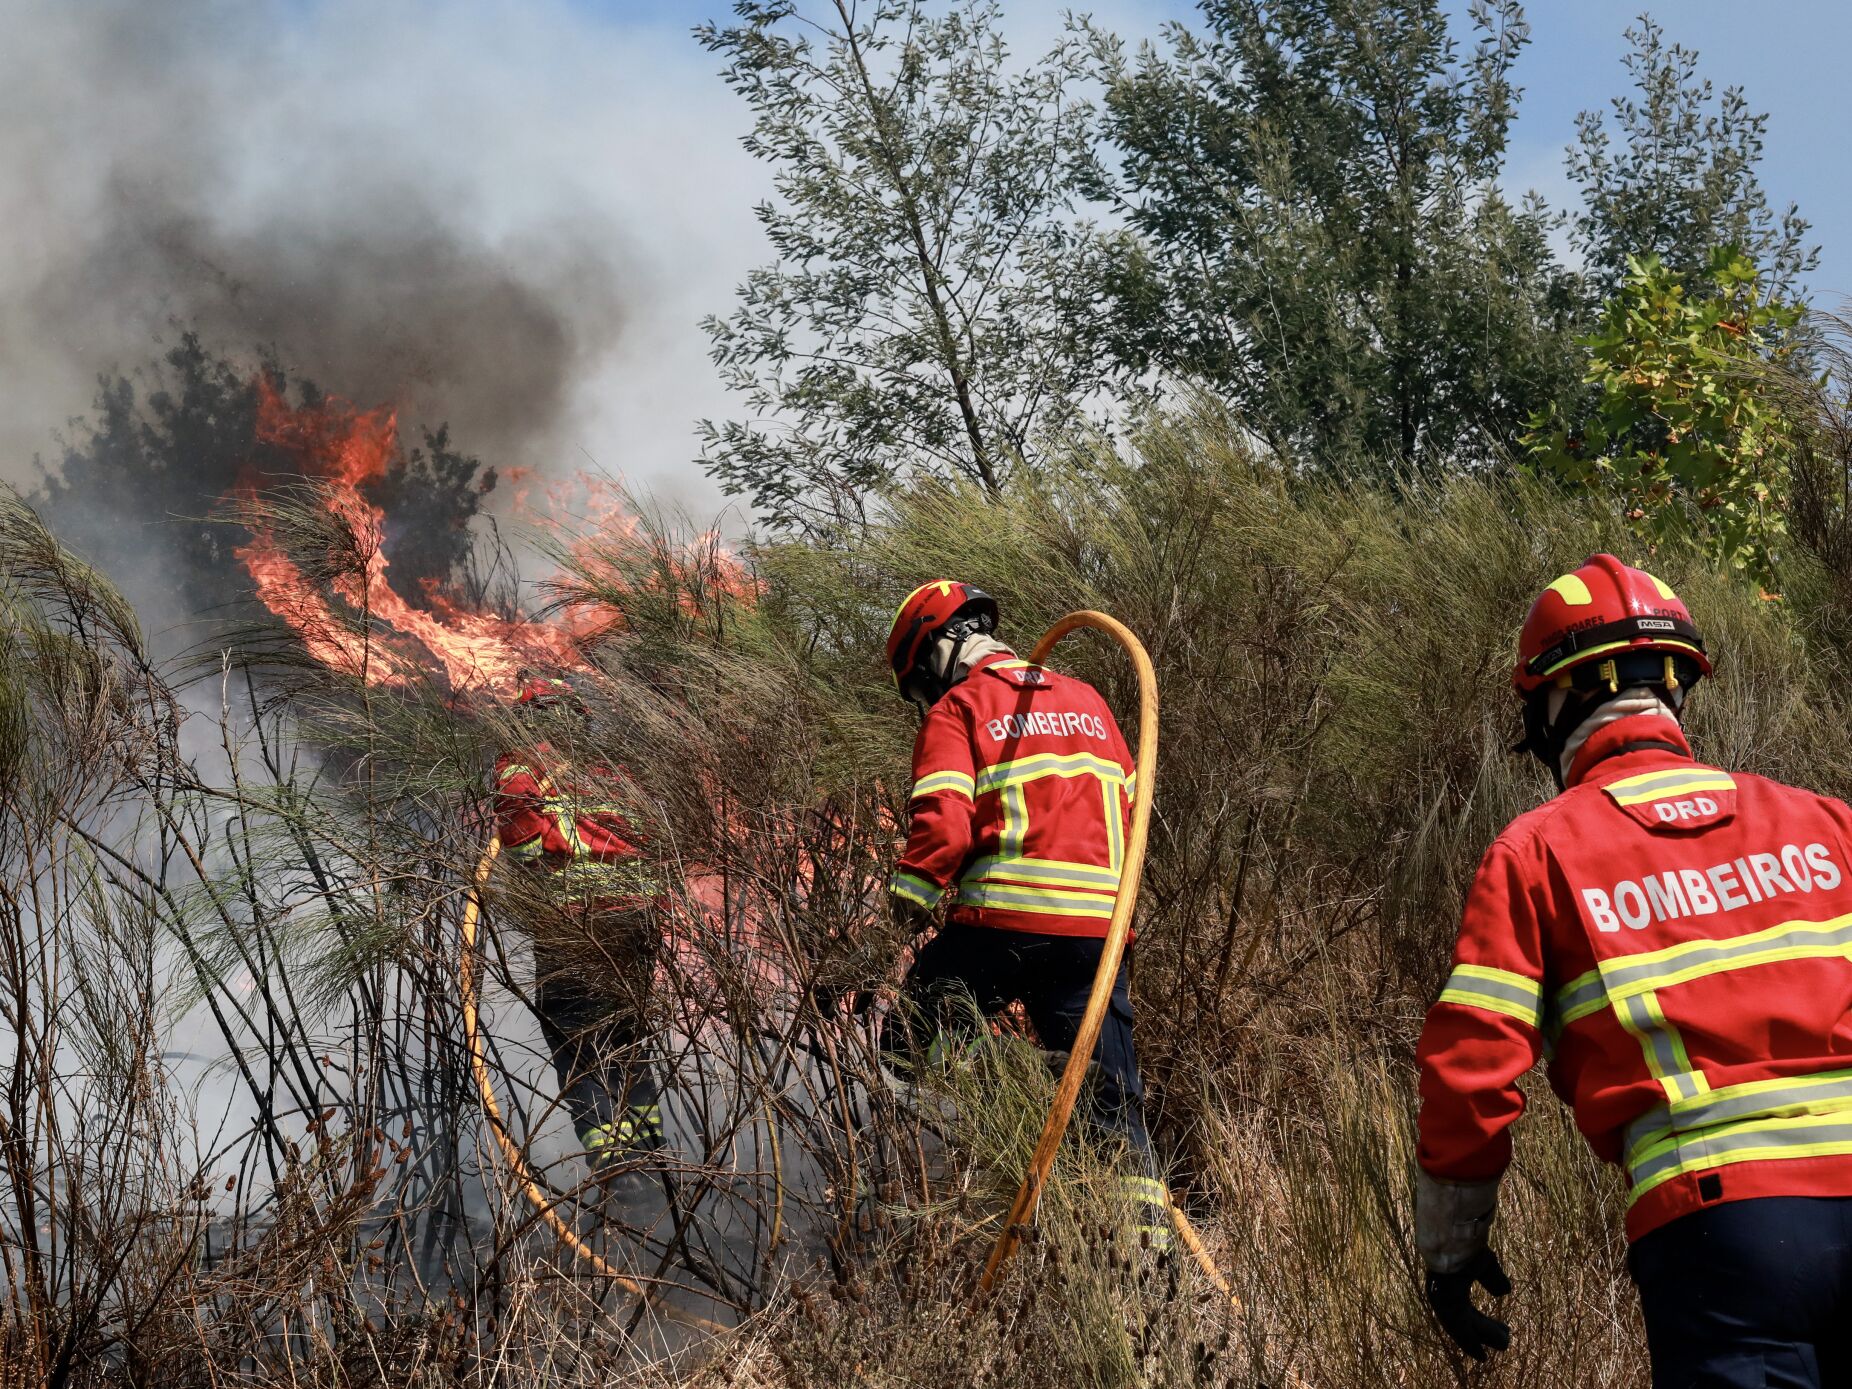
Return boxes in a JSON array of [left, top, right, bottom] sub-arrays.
[[1513, 554, 1710, 695], [886, 580, 998, 690]]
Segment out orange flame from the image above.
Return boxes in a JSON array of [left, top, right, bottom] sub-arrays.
[[234, 382, 756, 699], [236, 382, 590, 695]]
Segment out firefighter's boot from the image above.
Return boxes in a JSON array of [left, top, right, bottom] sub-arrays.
[[583, 1098, 665, 1169]]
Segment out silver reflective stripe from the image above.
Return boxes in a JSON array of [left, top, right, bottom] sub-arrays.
[[974, 752, 1126, 795], [1623, 1070, 1852, 1164], [1597, 915, 1852, 997], [1615, 992, 1705, 1102], [963, 855, 1121, 888], [1437, 966, 1544, 1029], [1604, 768, 1734, 801], [1630, 1113, 1852, 1190], [1550, 970, 1608, 1034], [954, 883, 1115, 915]]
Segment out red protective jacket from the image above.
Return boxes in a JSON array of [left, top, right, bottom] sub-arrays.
[[492, 744, 655, 907], [889, 653, 1136, 938], [1417, 711, 1852, 1240]]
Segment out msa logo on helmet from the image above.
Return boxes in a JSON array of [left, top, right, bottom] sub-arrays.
[[1636, 618, 1677, 631]]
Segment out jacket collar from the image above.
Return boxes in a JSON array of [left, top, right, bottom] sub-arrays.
[[967, 650, 1018, 680], [1565, 712, 1692, 789]]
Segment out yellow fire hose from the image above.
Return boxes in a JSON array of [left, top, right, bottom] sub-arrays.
[[460, 838, 726, 1335], [459, 609, 1234, 1332], [979, 612, 1240, 1310]]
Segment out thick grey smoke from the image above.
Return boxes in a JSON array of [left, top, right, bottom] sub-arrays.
[[22, 177, 624, 467], [0, 0, 761, 498]]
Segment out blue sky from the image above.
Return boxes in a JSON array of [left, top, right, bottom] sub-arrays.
[[594, 0, 1852, 299]]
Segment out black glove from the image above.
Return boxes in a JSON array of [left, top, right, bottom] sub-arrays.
[[1425, 1247, 1512, 1362]]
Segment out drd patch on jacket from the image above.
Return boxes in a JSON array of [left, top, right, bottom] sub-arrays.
[[987, 661, 1050, 688], [1602, 766, 1737, 831]]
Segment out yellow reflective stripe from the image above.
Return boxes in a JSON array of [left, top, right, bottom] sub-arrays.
[[1623, 1069, 1852, 1172], [1603, 766, 1735, 796], [954, 881, 1117, 916], [1437, 964, 1544, 1030], [504, 833, 547, 862], [1615, 989, 1708, 1104], [1000, 781, 1029, 861], [1629, 1109, 1852, 1201], [1102, 774, 1124, 872], [1595, 911, 1852, 1000], [496, 763, 533, 784], [890, 870, 944, 910], [1537, 638, 1705, 681], [1121, 1175, 1171, 1205], [1551, 968, 1608, 1033], [544, 860, 659, 901], [974, 752, 1129, 795], [964, 855, 1121, 890], [550, 859, 647, 879], [963, 751, 1132, 911], [554, 813, 588, 855], [543, 799, 631, 817], [911, 769, 976, 801], [1603, 767, 1736, 806]]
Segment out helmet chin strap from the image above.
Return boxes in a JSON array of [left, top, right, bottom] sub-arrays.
[[905, 627, 1011, 713]]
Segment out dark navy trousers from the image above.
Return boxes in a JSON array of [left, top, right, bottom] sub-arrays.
[[1630, 1196, 1852, 1387], [532, 911, 658, 1144], [883, 923, 1152, 1157]]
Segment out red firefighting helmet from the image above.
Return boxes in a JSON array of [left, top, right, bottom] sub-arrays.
[[1513, 554, 1711, 696], [515, 674, 577, 709], [886, 580, 998, 694]]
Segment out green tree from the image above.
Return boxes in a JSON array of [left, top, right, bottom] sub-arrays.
[[1567, 15, 1816, 304], [1522, 249, 1803, 582], [697, 1, 1112, 530], [1093, 0, 1581, 472], [32, 333, 497, 634]]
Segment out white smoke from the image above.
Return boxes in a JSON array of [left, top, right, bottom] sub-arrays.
[[0, 0, 769, 506]]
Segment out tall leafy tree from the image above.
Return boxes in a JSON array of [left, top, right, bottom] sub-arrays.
[[1524, 249, 1803, 582], [697, 1, 1112, 530], [1093, 0, 1581, 473], [1567, 15, 1816, 303]]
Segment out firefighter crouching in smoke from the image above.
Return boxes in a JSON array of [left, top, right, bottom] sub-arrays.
[[880, 580, 1170, 1245], [494, 675, 664, 1178], [1417, 554, 1852, 1385]]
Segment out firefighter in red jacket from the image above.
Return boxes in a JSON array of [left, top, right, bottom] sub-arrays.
[[494, 675, 663, 1172], [1417, 554, 1852, 1384], [882, 580, 1168, 1241]]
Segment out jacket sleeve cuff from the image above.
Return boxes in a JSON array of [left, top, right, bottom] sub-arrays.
[[889, 869, 945, 911], [1415, 1167, 1502, 1274]]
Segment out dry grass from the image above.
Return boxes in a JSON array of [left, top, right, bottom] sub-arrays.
[[9, 400, 1852, 1386]]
